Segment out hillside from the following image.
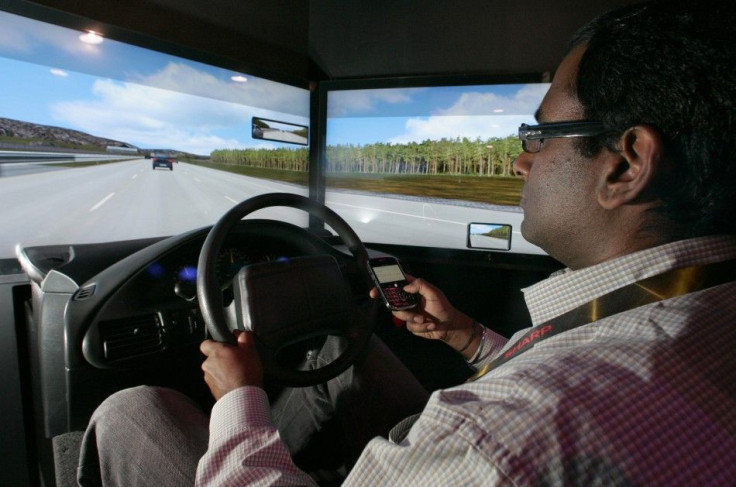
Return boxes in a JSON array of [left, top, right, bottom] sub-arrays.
[[0, 117, 135, 152]]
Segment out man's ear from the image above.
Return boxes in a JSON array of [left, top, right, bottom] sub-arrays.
[[597, 124, 663, 210]]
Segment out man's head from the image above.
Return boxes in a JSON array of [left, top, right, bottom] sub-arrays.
[[514, 0, 736, 267]]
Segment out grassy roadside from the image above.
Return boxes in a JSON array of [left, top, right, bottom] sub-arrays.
[[186, 159, 523, 207], [186, 159, 309, 185]]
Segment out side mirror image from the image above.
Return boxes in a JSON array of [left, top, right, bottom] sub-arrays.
[[466, 223, 512, 251]]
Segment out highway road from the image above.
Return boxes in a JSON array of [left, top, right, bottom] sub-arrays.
[[259, 128, 308, 145], [0, 159, 543, 259], [0, 162, 68, 178]]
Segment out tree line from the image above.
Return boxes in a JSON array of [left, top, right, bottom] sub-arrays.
[[210, 135, 523, 177], [211, 147, 309, 171]]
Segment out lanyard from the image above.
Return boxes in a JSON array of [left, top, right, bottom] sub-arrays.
[[467, 257, 736, 383]]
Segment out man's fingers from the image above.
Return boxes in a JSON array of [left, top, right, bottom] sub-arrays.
[[235, 330, 247, 344], [369, 287, 380, 299], [406, 320, 437, 333], [200, 339, 217, 356], [235, 329, 258, 348], [201, 330, 252, 355], [403, 277, 431, 296]]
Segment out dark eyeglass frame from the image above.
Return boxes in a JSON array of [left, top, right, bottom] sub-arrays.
[[518, 120, 607, 153]]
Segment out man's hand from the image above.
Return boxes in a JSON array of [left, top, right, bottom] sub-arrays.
[[369, 276, 477, 357], [200, 330, 264, 401]]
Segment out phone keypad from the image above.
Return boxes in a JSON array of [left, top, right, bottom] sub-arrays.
[[384, 285, 417, 308]]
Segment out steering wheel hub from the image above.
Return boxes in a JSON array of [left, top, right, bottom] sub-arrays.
[[197, 193, 374, 386]]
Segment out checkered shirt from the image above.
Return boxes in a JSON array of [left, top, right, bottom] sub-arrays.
[[197, 235, 736, 486]]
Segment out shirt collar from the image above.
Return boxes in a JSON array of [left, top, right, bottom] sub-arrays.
[[522, 235, 736, 326]]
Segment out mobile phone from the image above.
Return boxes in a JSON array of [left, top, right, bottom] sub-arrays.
[[368, 256, 419, 310]]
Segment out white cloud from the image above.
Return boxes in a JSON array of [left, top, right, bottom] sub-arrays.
[[327, 87, 420, 116], [388, 84, 549, 144], [435, 83, 550, 116], [135, 62, 309, 117], [0, 11, 307, 118], [50, 78, 304, 155], [389, 114, 532, 144]]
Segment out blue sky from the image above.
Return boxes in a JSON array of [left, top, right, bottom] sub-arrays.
[[0, 10, 309, 155], [0, 10, 549, 155], [326, 83, 549, 147]]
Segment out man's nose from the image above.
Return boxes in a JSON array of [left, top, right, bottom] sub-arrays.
[[512, 152, 531, 180]]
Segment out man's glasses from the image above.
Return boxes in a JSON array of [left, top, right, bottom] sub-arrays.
[[518, 121, 607, 153]]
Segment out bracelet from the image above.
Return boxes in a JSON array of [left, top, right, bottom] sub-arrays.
[[467, 323, 487, 364], [456, 321, 477, 354]]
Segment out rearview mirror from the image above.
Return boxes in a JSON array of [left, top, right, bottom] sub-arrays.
[[467, 223, 512, 251], [252, 117, 309, 146]]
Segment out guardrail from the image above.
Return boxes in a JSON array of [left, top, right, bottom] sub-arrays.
[[0, 150, 135, 164]]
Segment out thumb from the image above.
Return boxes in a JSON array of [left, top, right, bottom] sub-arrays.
[[234, 329, 254, 347], [403, 276, 424, 294]]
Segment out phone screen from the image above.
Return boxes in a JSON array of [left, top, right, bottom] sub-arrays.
[[369, 257, 418, 310], [372, 263, 405, 284]]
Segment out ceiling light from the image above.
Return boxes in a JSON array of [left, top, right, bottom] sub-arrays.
[[79, 31, 103, 45]]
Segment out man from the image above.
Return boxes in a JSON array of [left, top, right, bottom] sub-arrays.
[[80, 1, 736, 485]]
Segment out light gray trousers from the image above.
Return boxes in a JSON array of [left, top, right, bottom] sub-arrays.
[[77, 335, 429, 486]]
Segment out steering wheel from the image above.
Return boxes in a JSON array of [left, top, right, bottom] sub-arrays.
[[196, 193, 376, 387]]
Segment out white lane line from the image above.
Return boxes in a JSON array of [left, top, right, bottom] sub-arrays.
[[132, 174, 137, 180], [328, 200, 465, 226], [225, 196, 239, 204], [90, 192, 115, 212]]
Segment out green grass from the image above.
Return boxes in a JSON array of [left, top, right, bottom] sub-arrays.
[[326, 173, 523, 207], [485, 225, 511, 239], [185, 159, 309, 185], [186, 159, 523, 207]]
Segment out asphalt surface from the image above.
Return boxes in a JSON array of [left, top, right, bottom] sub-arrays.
[[0, 159, 542, 259]]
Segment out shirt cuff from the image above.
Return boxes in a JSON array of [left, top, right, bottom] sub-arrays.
[[469, 328, 509, 369], [209, 386, 272, 437]]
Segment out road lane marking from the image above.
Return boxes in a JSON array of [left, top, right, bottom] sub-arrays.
[[225, 196, 239, 204], [90, 192, 115, 212], [132, 174, 137, 180], [328, 200, 465, 226]]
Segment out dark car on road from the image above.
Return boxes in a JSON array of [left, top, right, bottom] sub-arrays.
[[151, 152, 174, 170]]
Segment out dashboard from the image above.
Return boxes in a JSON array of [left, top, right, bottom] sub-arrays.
[[19, 219, 369, 435]]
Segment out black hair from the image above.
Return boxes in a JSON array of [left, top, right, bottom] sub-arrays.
[[568, 0, 736, 237]]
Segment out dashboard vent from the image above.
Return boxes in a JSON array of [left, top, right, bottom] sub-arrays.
[[99, 315, 164, 361], [74, 284, 96, 300]]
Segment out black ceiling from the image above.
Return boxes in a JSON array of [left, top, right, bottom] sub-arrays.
[[18, 0, 637, 85]]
